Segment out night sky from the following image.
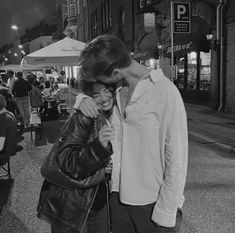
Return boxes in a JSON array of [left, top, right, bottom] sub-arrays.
[[0, 0, 57, 48]]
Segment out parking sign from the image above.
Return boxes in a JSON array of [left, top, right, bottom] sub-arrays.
[[173, 2, 191, 33]]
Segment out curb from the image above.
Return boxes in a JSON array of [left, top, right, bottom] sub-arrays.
[[189, 130, 235, 154]]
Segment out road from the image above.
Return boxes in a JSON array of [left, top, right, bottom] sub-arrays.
[[0, 121, 235, 233]]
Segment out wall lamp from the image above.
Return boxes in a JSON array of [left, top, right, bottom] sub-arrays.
[[206, 33, 213, 41], [157, 43, 163, 49]]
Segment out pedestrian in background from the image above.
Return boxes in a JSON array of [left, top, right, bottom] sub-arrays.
[[12, 71, 31, 128], [74, 34, 188, 233], [6, 70, 16, 95]]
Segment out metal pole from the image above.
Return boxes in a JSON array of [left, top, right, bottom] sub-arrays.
[[170, 1, 174, 81]]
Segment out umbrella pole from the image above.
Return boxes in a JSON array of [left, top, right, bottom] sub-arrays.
[[69, 66, 72, 112]]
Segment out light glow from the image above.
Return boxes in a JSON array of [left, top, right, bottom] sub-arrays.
[[11, 25, 18, 30]]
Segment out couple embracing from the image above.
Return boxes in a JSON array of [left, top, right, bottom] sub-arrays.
[[37, 35, 188, 233]]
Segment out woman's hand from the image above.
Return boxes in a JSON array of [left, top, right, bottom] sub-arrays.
[[98, 125, 115, 148], [105, 160, 112, 174]]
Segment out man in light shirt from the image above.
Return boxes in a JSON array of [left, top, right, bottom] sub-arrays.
[[7, 70, 16, 95], [74, 34, 188, 233]]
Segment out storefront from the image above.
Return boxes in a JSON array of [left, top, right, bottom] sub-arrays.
[[161, 16, 212, 103], [133, 32, 160, 69]]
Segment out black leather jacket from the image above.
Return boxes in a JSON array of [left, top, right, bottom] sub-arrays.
[[37, 111, 112, 232]]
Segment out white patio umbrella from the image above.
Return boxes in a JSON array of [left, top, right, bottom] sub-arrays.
[[21, 37, 86, 67], [21, 37, 86, 110]]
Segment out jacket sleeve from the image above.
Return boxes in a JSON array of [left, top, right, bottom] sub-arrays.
[[73, 93, 91, 110], [57, 112, 112, 181], [151, 85, 188, 227]]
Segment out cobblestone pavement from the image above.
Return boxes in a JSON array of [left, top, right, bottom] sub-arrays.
[[0, 100, 235, 233]]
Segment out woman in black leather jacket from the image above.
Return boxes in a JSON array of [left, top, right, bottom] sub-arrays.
[[37, 81, 115, 233]]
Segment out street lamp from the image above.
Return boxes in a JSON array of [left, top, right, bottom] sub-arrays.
[[11, 24, 18, 31]]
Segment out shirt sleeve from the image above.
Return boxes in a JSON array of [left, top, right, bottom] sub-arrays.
[[151, 85, 188, 227], [73, 93, 92, 110]]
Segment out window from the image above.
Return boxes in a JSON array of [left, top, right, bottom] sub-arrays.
[[62, 3, 68, 23], [90, 9, 98, 38], [68, 0, 76, 17], [77, 0, 80, 15], [101, 0, 112, 32], [101, 3, 105, 32], [83, 0, 87, 7]]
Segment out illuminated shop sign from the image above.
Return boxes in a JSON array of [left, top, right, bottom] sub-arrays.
[[138, 0, 161, 10]]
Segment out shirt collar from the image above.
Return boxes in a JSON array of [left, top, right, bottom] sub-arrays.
[[115, 68, 165, 93], [0, 108, 7, 115], [148, 69, 165, 83]]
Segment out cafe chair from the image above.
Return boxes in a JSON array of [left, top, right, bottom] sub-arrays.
[[0, 158, 11, 180], [57, 101, 69, 117], [30, 108, 42, 141]]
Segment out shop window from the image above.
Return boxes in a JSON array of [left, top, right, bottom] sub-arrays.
[[200, 51, 211, 91], [187, 51, 197, 90], [176, 57, 185, 89]]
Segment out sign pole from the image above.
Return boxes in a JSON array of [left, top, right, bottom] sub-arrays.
[[170, 1, 174, 81]]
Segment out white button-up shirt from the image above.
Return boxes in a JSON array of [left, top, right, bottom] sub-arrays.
[[74, 68, 188, 227]]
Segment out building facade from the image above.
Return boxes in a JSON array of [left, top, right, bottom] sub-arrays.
[[56, 0, 235, 110]]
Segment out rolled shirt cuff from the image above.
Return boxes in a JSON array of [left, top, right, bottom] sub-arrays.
[[151, 204, 177, 227]]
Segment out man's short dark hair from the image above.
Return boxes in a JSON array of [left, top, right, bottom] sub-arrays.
[[79, 34, 131, 81], [7, 70, 14, 76], [16, 71, 23, 78]]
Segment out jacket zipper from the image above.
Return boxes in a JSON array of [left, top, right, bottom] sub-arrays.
[[79, 185, 99, 233], [105, 180, 111, 233]]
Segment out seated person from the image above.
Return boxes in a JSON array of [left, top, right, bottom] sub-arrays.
[[0, 94, 17, 166], [0, 86, 23, 127], [51, 83, 65, 103], [42, 81, 52, 99]]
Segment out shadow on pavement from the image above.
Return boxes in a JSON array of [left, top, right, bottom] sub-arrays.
[[185, 182, 235, 191], [0, 179, 14, 214], [0, 209, 31, 233]]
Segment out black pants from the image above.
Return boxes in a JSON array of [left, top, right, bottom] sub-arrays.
[[110, 192, 182, 233], [51, 204, 109, 233]]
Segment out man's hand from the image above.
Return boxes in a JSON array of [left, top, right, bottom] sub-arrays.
[[79, 97, 99, 118], [98, 125, 115, 148]]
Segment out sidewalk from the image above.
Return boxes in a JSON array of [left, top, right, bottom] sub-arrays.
[[186, 103, 235, 154]]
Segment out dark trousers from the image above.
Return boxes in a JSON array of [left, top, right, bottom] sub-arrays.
[[110, 192, 182, 233], [51, 204, 109, 233]]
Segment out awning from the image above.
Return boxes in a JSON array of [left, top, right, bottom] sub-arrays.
[[164, 16, 211, 57], [134, 32, 159, 61], [63, 25, 78, 37]]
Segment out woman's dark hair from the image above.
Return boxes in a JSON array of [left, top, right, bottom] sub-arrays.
[[80, 79, 115, 98], [45, 80, 50, 88], [79, 34, 132, 81], [33, 80, 41, 87]]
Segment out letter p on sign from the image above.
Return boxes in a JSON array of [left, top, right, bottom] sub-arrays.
[[174, 2, 190, 21], [177, 5, 186, 19]]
